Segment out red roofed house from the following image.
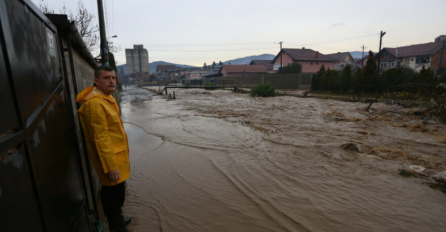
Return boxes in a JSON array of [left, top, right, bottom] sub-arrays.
[[156, 64, 177, 79], [325, 52, 356, 71], [156, 64, 177, 72], [272, 48, 336, 73], [376, 36, 446, 72], [249, 60, 274, 73], [219, 65, 268, 76], [397, 41, 445, 72], [374, 48, 400, 71]]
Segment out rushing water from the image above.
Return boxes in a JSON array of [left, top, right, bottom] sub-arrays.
[[119, 86, 446, 232]]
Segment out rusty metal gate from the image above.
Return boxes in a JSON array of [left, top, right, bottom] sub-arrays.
[[0, 0, 95, 231]]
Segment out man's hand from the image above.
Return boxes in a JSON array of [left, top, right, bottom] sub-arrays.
[[108, 169, 120, 184]]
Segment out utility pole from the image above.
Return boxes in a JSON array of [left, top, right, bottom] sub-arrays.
[[377, 31, 386, 74], [97, 0, 108, 65], [361, 45, 367, 69], [278, 41, 283, 73], [376, 31, 386, 90]]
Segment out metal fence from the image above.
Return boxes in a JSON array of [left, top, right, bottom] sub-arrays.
[[0, 1, 97, 231], [176, 73, 313, 89]]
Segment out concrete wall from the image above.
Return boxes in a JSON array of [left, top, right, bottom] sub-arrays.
[[63, 40, 95, 91], [401, 56, 432, 72], [215, 73, 313, 89], [62, 39, 99, 212]]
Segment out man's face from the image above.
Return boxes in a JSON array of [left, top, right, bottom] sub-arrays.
[[94, 70, 117, 95]]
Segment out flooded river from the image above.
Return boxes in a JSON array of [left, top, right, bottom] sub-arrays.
[[119, 86, 446, 232]]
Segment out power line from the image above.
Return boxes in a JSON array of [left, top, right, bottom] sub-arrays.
[[150, 57, 235, 60], [118, 41, 276, 47], [287, 33, 379, 47], [144, 47, 277, 52]]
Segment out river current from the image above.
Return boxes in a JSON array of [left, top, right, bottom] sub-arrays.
[[119, 85, 446, 232]]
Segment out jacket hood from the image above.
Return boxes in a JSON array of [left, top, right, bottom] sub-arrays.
[[76, 86, 113, 103]]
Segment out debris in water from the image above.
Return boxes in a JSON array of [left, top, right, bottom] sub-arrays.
[[341, 143, 360, 153]]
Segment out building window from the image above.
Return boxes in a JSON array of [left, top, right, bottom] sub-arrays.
[[411, 58, 414, 62], [380, 63, 387, 68], [391, 62, 395, 67], [384, 52, 389, 58], [287, 62, 291, 66], [311, 62, 313, 65], [316, 62, 319, 65]]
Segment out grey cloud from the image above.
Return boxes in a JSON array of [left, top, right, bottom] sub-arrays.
[[324, 22, 345, 31]]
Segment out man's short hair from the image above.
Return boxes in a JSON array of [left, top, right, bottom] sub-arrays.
[[95, 65, 115, 79]]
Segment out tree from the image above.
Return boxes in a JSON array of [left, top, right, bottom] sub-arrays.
[[203, 62, 207, 69], [377, 67, 411, 91], [282, 63, 302, 73], [356, 51, 376, 91], [219, 60, 223, 65], [212, 61, 216, 67], [311, 64, 326, 90], [412, 65, 436, 84], [39, 1, 99, 53], [319, 68, 336, 90], [340, 65, 353, 91]]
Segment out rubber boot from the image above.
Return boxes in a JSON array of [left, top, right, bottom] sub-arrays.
[[107, 214, 128, 232]]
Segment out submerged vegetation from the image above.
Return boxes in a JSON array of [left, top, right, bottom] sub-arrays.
[[311, 51, 446, 122], [251, 83, 277, 97]]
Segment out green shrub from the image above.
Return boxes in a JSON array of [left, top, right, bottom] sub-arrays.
[[251, 83, 276, 97], [281, 62, 302, 73]]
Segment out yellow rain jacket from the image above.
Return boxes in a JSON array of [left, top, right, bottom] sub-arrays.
[[76, 86, 130, 186]]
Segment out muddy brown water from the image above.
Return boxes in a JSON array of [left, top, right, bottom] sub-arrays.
[[120, 86, 446, 232]]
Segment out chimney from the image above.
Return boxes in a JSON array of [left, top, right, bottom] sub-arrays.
[[302, 47, 305, 49], [316, 51, 319, 58]]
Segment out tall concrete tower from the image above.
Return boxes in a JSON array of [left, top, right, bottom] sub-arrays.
[[125, 44, 149, 74]]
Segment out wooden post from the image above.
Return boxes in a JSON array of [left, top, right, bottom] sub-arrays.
[[164, 88, 167, 95], [169, 93, 172, 98], [173, 91, 176, 99], [262, 74, 264, 84]]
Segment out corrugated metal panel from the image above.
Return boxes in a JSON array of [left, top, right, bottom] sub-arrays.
[[0, 0, 94, 231]]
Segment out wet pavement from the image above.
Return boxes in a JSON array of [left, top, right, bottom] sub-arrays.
[[120, 85, 446, 232]]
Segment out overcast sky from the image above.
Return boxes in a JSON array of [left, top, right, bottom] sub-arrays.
[[32, 0, 446, 67]]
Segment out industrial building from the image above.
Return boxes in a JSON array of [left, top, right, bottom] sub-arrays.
[[125, 44, 149, 74]]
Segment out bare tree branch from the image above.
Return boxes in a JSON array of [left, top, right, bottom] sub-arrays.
[[38, 0, 100, 54]]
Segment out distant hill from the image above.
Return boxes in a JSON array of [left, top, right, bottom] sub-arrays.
[[117, 61, 198, 74], [116, 54, 276, 75], [223, 54, 275, 65]]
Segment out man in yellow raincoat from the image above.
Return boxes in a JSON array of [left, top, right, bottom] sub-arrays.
[[76, 65, 130, 232]]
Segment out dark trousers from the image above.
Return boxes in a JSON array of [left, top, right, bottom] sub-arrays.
[[101, 181, 127, 232]]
